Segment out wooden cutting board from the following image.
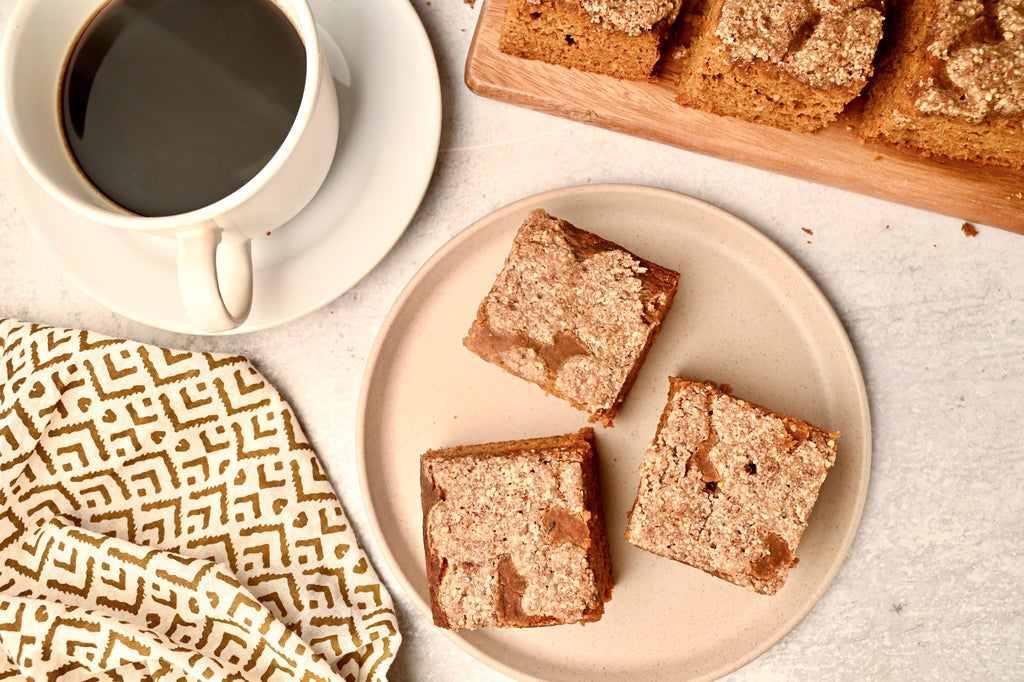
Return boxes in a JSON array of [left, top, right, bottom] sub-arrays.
[[465, 0, 1024, 236]]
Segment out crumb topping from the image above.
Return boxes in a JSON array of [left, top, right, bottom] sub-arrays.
[[578, 0, 684, 35], [481, 210, 664, 416], [915, 0, 1024, 123], [715, 0, 883, 89], [425, 449, 598, 629], [625, 379, 837, 594]]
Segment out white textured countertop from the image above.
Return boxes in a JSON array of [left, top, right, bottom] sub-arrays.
[[1, 0, 1022, 679]]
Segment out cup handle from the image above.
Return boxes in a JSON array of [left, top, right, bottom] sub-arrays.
[[176, 228, 253, 332]]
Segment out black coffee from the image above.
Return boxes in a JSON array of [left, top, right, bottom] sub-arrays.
[[60, 0, 306, 217]]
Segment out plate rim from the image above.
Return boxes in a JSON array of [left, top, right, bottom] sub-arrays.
[[356, 182, 872, 681], [7, 0, 442, 335]]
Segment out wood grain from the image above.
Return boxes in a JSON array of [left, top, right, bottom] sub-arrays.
[[465, 0, 1024, 235]]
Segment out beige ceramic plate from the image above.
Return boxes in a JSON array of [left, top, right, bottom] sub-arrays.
[[357, 184, 871, 681]]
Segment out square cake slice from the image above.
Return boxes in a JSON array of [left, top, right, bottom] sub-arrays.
[[420, 428, 613, 630], [859, 0, 1024, 168], [625, 378, 838, 595], [498, 0, 684, 81], [464, 209, 679, 427], [674, 0, 884, 132]]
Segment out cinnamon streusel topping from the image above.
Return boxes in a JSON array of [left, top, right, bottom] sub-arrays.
[[424, 449, 597, 629], [625, 378, 838, 594], [915, 0, 1024, 123], [480, 210, 666, 416], [715, 0, 883, 89], [577, 0, 683, 35]]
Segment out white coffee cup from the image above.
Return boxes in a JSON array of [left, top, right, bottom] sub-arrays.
[[0, 0, 339, 333]]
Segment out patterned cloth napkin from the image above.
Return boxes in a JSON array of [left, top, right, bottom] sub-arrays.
[[0, 319, 398, 681]]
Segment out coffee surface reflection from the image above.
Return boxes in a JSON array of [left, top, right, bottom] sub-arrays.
[[61, 0, 306, 217]]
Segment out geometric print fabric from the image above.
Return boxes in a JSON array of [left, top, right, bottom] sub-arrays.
[[0, 319, 398, 681]]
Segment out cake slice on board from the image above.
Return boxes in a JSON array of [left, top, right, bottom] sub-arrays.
[[859, 0, 1024, 168], [674, 0, 885, 132], [498, 0, 685, 80]]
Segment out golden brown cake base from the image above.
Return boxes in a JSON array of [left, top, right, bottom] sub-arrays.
[[625, 378, 838, 595], [675, 0, 883, 132], [498, 0, 673, 81], [859, 0, 1024, 169], [420, 428, 613, 630]]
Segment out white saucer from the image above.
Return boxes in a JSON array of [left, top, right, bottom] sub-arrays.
[[9, 0, 441, 335]]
